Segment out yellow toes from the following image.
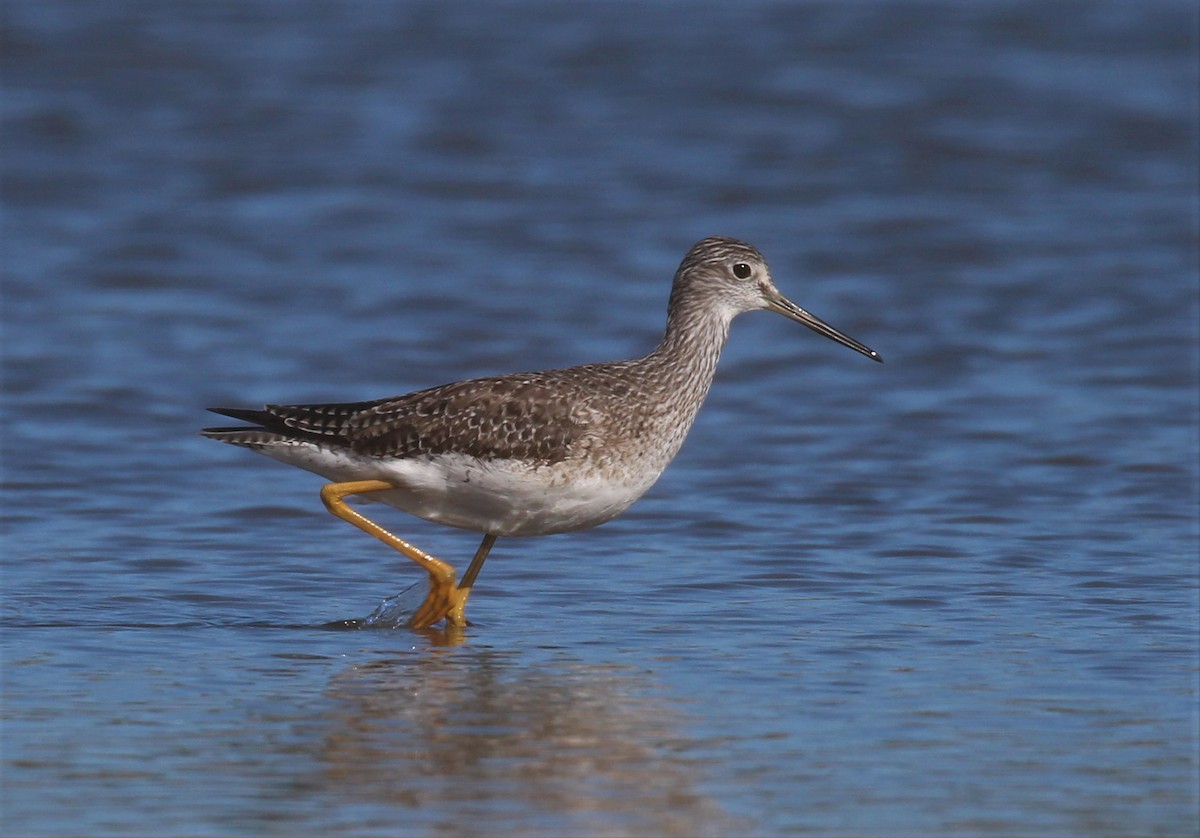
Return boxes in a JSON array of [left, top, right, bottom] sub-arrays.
[[445, 589, 470, 628], [406, 569, 471, 630]]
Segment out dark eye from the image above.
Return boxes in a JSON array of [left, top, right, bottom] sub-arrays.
[[732, 262, 752, 279]]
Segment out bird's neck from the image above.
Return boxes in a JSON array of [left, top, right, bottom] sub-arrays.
[[643, 292, 734, 410]]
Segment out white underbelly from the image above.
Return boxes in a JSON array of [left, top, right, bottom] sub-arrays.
[[262, 442, 658, 537], [378, 453, 655, 536]]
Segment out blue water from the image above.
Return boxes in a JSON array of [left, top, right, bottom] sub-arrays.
[[3, 1, 1198, 835]]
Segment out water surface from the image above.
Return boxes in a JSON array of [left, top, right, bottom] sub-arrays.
[[3, 1, 1197, 835]]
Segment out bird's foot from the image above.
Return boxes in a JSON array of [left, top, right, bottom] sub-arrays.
[[406, 567, 471, 630]]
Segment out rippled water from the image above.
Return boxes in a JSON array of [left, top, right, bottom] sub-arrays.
[[3, 1, 1198, 836]]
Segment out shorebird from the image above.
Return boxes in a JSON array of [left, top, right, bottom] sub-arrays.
[[202, 236, 881, 629]]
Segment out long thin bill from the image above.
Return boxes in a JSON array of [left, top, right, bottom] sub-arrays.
[[767, 294, 883, 363]]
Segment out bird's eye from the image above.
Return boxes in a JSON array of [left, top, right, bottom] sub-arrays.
[[732, 263, 752, 279]]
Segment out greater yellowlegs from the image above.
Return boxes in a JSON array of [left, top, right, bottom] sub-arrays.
[[203, 236, 881, 629]]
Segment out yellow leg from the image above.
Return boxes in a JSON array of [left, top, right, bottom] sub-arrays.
[[319, 480, 485, 630]]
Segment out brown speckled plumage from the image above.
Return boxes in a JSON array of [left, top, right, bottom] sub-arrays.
[[203, 236, 880, 539]]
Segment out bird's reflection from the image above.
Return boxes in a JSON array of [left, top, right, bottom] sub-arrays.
[[313, 645, 745, 837]]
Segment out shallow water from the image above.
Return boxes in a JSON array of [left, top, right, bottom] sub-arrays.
[[3, 1, 1198, 835]]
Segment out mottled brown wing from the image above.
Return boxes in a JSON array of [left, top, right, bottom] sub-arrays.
[[342, 375, 587, 463], [240, 398, 392, 439]]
